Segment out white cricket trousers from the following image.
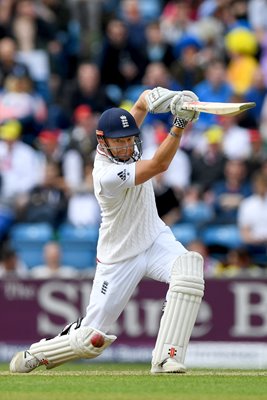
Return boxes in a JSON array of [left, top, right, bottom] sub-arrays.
[[81, 227, 187, 333]]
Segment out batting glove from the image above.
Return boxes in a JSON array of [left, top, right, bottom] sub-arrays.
[[146, 87, 183, 114], [171, 90, 200, 122]]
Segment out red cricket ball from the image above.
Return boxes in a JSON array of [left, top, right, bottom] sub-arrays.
[[91, 333, 105, 348]]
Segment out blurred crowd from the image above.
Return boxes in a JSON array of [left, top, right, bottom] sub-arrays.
[[1, 0, 267, 279]]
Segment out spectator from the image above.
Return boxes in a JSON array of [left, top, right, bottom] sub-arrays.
[[36, 129, 83, 191], [68, 105, 98, 162], [142, 122, 191, 196], [170, 34, 205, 91], [214, 247, 263, 278], [0, 120, 39, 202], [20, 161, 69, 230], [0, 37, 30, 88], [142, 61, 180, 92], [246, 129, 266, 178], [244, 66, 267, 128], [60, 62, 115, 114], [238, 171, 267, 265], [0, 70, 47, 145], [11, 0, 74, 82], [160, 0, 195, 45], [67, 159, 101, 227], [98, 18, 147, 90], [248, 0, 267, 91], [31, 241, 79, 279], [0, 1, 13, 39], [228, 0, 250, 30], [152, 172, 181, 226], [11, 9, 51, 102], [190, 125, 227, 193], [192, 15, 225, 65], [248, 0, 267, 37], [120, 0, 147, 48], [225, 27, 259, 96], [193, 58, 234, 130], [0, 244, 29, 279], [210, 158, 252, 224], [144, 20, 176, 68], [258, 31, 267, 89], [38, 0, 80, 80], [260, 90, 267, 141], [260, 158, 267, 181], [219, 113, 252, 160], [211, 1, 247, 32]]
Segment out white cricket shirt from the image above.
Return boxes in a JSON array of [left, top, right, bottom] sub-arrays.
[[93, 147, 166, 263]]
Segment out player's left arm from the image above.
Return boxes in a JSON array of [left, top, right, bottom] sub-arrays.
[[130, 89, 151, 127]]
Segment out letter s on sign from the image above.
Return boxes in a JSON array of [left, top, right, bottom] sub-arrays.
[[37, 281, 79, 337]]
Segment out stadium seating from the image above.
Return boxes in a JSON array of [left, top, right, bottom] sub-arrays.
[[170, 223, 198, 245], [58, 223, 99, 269], [181, 203, 214, 225], [200, 224, 243, 249], [9, 222, 54, 268]]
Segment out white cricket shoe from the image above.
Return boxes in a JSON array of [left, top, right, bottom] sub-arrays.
[[9, 350, 48, 373], [150, 358, 186, 374]]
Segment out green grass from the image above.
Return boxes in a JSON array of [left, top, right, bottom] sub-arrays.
[[1, 363, 267, 400]]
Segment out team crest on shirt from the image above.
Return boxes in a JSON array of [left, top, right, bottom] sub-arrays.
[[117, 169, 127, 181], [120, 115, 129, 128]]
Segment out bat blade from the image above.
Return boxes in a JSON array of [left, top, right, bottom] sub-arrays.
[[181, 101, 256, 116]]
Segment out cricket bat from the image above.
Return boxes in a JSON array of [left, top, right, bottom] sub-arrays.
[[181, 101, 256, 116]]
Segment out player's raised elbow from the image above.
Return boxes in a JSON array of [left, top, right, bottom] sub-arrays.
[[135, 158, 169, 185], [152, 158, 169, 174]]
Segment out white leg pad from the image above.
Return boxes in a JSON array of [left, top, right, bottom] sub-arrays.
[[29, 326, 117, 369], [151, 251, 204, 370]]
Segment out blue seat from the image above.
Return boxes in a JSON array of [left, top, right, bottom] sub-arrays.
[[0, 207, 14, 240], [182, 203, 213, 224], [10, 222, 54, 241], [58, 224, 99, 269], [171, 223, 198, 245], [9, 223, 54, 268], [201, 225, 243, 249]]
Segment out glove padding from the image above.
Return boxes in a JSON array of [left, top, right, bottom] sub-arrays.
[[171, 90, 200, 122], [146, 87, 183, 114]]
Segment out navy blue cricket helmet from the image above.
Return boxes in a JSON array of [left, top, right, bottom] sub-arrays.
[[96, 108, 142, 163]]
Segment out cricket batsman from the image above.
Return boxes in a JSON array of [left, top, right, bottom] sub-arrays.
[[10, 87, 204, 374]]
